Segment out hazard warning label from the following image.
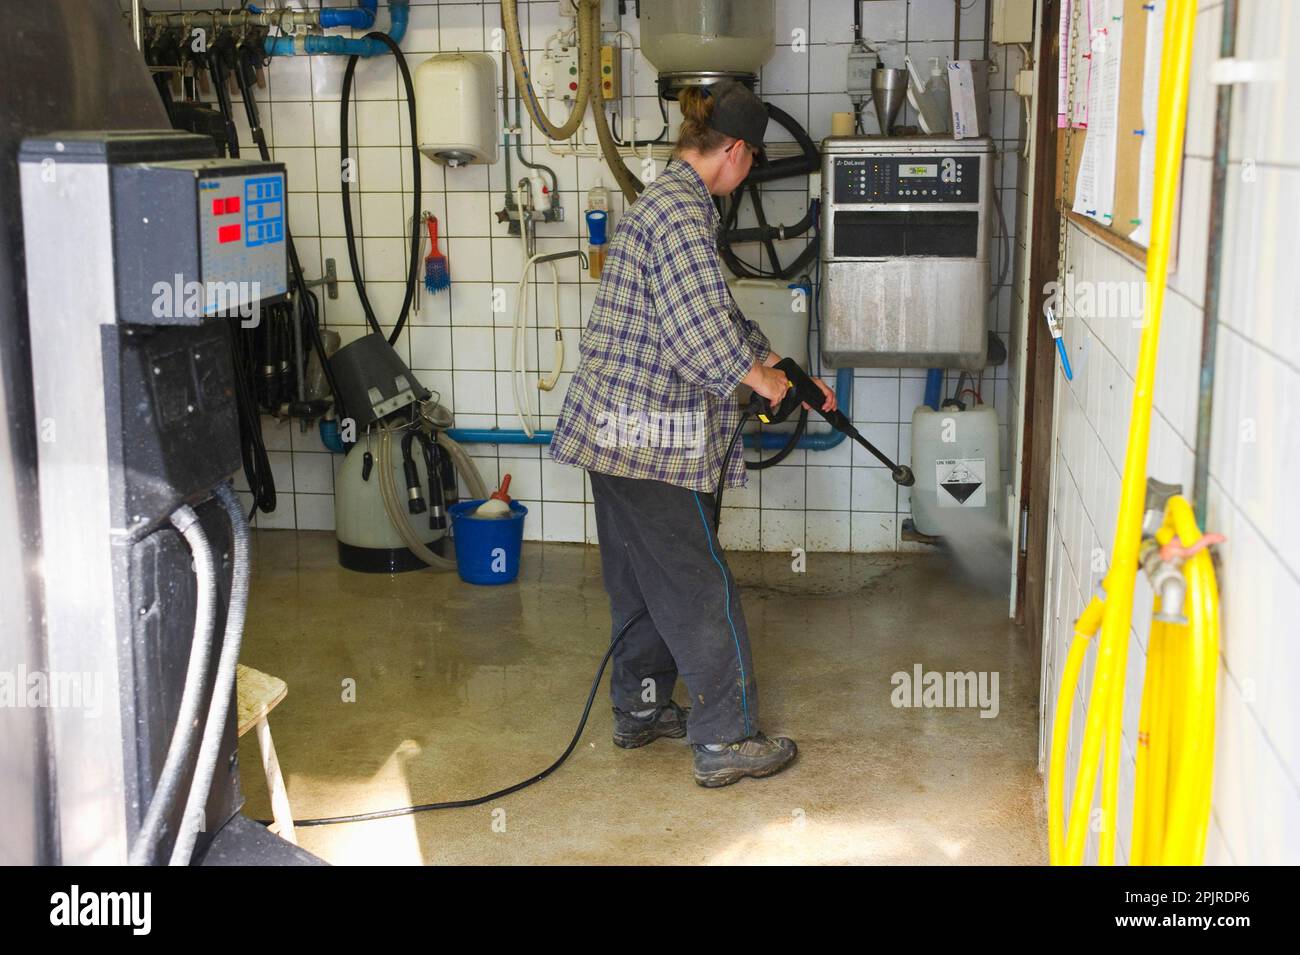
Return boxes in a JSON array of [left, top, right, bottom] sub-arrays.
[[936, 458, 986, 508]]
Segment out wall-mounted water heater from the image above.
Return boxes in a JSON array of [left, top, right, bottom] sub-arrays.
[[415, 52, 499, 166], [819, 136, 994, 370]]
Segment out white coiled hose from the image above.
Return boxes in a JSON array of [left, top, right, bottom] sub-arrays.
[[511, 183, 564, 436]]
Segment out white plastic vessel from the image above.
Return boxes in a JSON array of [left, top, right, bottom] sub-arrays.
[[415, 52, 499, 166], [910, 403, 1001, 536], [727, 277, 809, 371], [335, 442, 445, 572]]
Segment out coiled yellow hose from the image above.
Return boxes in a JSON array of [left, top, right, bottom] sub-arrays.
[[1048, 0, 1221, 866]]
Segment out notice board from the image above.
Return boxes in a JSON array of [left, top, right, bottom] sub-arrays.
[[1056, 0, 1177, 262]]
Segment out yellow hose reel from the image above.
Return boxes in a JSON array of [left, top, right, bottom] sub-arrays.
[[1048, 0, 1223, 865]]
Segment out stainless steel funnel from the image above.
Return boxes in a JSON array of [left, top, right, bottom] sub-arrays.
[[871, 67, 907, 134]]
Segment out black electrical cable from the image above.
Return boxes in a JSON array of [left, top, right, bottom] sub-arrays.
[[610, 95, 669, 146], [340, 32, 421, 347]]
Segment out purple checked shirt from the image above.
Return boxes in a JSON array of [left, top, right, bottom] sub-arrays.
[[549, 160, 771, 492]]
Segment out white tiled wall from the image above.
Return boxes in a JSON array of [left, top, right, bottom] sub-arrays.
[[1039, 0, 1300, 864], [171, 0, 1024, 549]]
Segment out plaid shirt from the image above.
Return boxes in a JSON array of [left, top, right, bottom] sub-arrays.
[[550, 160, 771, 492]]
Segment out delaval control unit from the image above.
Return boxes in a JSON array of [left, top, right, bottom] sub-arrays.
[[819, 137, 994, 370]]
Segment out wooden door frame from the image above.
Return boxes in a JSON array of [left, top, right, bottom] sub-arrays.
[[1015, 0, 1065, 683]]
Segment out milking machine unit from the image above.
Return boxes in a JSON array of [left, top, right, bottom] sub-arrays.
[[329, 333, 486, 573]]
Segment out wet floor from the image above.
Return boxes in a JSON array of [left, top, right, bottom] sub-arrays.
[[236, 531, 1048, 865]]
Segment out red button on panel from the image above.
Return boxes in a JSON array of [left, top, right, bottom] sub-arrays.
[[225, 196, 240, 214], [212, 198, 225, 216], [218, 223, 241, 244]]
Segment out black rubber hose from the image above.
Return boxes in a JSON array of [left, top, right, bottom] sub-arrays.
[[712, 414, 751, 532], [227, 316, 276, 515], [340, 32, 422, 347], [236, 45, 349, 427], [169, 481, 252, 865], [128, 505, 218, 865], [201, 45, 276, 512], [250, 391, 753, 830], [206, 48, 240, 158], [723, 199, 818, 244]]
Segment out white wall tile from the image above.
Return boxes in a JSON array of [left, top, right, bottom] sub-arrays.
[[239, 0, 1027, 563]]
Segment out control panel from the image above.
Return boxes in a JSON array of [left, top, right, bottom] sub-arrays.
[[109, 157, 289, 324], [834, 154, 980, 204], [197, 169, 287, 314]]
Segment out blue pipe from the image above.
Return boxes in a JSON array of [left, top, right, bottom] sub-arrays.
[[320, 0, 377, 30], [923, 368, 944, 410], [447, 428, 553, 445], [265, 0, 406, 57], [440, 368, 855, 452], [327, 368, 856, 452]]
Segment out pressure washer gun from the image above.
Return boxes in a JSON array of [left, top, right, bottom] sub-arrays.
[[747, 358, 915, 487]]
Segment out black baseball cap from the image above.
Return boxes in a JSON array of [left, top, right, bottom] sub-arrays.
[[707, 80, 768, 149]]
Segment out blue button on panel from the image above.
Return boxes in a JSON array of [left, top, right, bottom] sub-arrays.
[[244, 175, 285, 248]]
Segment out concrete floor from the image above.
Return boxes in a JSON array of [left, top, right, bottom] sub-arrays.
[[237, 531, 1048, 865]]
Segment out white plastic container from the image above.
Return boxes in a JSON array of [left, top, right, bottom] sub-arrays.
[[415, 52, 499, 166], [910, 403, 1001, 536], [727, 277, 809, 370]]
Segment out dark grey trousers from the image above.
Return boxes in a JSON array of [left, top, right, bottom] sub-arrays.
[[588, 471, 757, 745]]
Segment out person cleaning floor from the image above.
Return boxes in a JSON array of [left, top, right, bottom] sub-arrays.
[[550, 80, 836, 788]]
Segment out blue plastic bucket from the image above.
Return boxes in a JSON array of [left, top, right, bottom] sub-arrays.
[[448, 500, 528, 585]]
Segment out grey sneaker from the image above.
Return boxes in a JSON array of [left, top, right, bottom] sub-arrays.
[[612, 700, 690, 749], [692, 732, 798, 788]]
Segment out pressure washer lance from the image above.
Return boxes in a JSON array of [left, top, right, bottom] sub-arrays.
[[751, 358, 915, 488]]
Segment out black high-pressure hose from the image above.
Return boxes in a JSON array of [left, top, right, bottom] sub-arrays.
[[340, 32, 422, 347], [745, 407, 808, 472], [264, 608, 648, 828]]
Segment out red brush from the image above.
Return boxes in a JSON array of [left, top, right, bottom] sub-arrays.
[[424, 215, 449, 294]]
